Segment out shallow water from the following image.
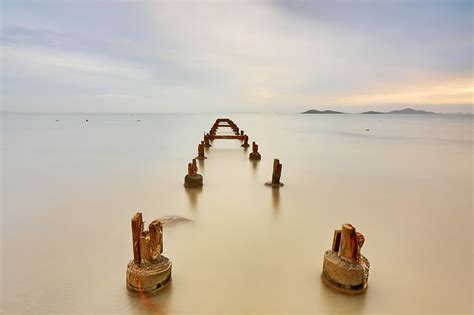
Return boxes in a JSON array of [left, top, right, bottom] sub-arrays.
[[1, 113, 472, 314]]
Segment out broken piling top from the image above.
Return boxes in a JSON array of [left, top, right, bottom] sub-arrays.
[[265, 158, 283, 187], [131, 212, 164, 266], [197, 143, 206, 159], [241, 134, 249, 147], [188, 161, 199, 176], [192, 158, 198, 173], [332, 223, 365, 264], [252, 141, 259, 153]]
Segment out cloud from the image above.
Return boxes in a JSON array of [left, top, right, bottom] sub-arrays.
[[141, 1, 473, 109], [2, 44, 152, 79], [1, 1, 472, 112]]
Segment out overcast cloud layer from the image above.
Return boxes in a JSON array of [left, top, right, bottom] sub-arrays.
[[1, 1, 472, 113]]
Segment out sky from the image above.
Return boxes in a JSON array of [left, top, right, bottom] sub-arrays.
[[1, 0, 473, 113]]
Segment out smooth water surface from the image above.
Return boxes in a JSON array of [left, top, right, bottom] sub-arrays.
[[1, 113, 472, 314]]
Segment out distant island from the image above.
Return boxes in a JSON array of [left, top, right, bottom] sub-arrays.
[[302, 107, 438, 114], [385, 108, 436, 114], [361, 111, 384, 114], [301, 109, 344, 114]]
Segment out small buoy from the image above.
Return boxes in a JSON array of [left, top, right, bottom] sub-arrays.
[[85, 119, 88, 122], [137, 120, 140, 122], [366, 129, 370, 131], [55, 119, 59, 122]]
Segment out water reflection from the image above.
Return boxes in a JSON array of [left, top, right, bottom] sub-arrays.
[[127, 283, 173, 315], [197, 159, 205, 172], [184, 187, 202, 209], [271, 187, 280, 212], [318, 280, 367, 314], [250, 160, 258, 175]]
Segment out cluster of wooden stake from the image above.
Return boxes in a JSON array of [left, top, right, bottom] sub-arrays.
[[184, 118, 283, 188], [126, 117, 370, 296]]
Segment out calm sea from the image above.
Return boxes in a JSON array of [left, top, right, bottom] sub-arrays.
[[1, 113, 472, 314]]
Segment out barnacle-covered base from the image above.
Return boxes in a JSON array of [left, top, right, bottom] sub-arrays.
[[126, 256, 172, 294], [249, 152, 261, 160], [321, 250, 369, 295], [184, 174, 203, 188], [265, 182, 284, 188]]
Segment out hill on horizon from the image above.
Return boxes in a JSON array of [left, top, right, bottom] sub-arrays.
[[301, 109, 345, 114], [302, 107, 438, 114]]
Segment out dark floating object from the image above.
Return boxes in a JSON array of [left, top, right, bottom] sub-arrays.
[[55, 119, 59, 121], [137, 120, 140, 122], [265, 158, 283, 187], [241, 135, 249, 147], [85, 119, 88, 122], [321, 223, 370, 295], [126, 212, 172, 294], [365, 129, 370, 131], [249, 142, 261, 160], [196, 142, 207, 160], [184, 159, 203, 188]]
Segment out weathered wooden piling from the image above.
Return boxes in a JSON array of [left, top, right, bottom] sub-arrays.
[[184, 159, 203, 188], [265, 158, 283, 187], [204, 133, 212, 147], [126, 212, 172, 294], [321, 223, 370, 294], [241, 135, 249, 147], [249, 142, 261, 160], [196, 143, 207, 160]]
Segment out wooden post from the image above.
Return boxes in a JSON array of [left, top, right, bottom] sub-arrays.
[[271, 159, 282, 185], [332, 230, 342, 251], [252, 142, 258, 153], [188, 162, 194, 176], [338, 223, 359, 263], [131, 212, 143, 264], [192, 158, 198, 174], [149, 220, 163, 258], [241, 134, 249, 147], [198, 143, 205, 158], [204, 133, 211, 147]]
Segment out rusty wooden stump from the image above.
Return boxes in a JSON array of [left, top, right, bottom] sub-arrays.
[[184, 159, 203, 188], [196, 142, 207, 160], [126, 212, 172, 294], [249, 142, 261, 160], [203, 133, 212, 147], [265, 158, 283, 187], [321, 223, 370, 294], [241, 134, 249, 147]]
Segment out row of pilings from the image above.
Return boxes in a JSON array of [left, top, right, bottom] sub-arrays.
[[184, 118, 283, 188], [125, 118, 370, 296]]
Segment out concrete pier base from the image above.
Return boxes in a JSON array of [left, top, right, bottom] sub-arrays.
[[184, 174, 203, 188], [249, 152, 261, 160], [321, 250, 370, 295], [126, 256, 172, 294], [264, 182, 284, 187]]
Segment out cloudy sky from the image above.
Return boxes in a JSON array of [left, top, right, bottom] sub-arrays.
[[1, 0, 472, 113]]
